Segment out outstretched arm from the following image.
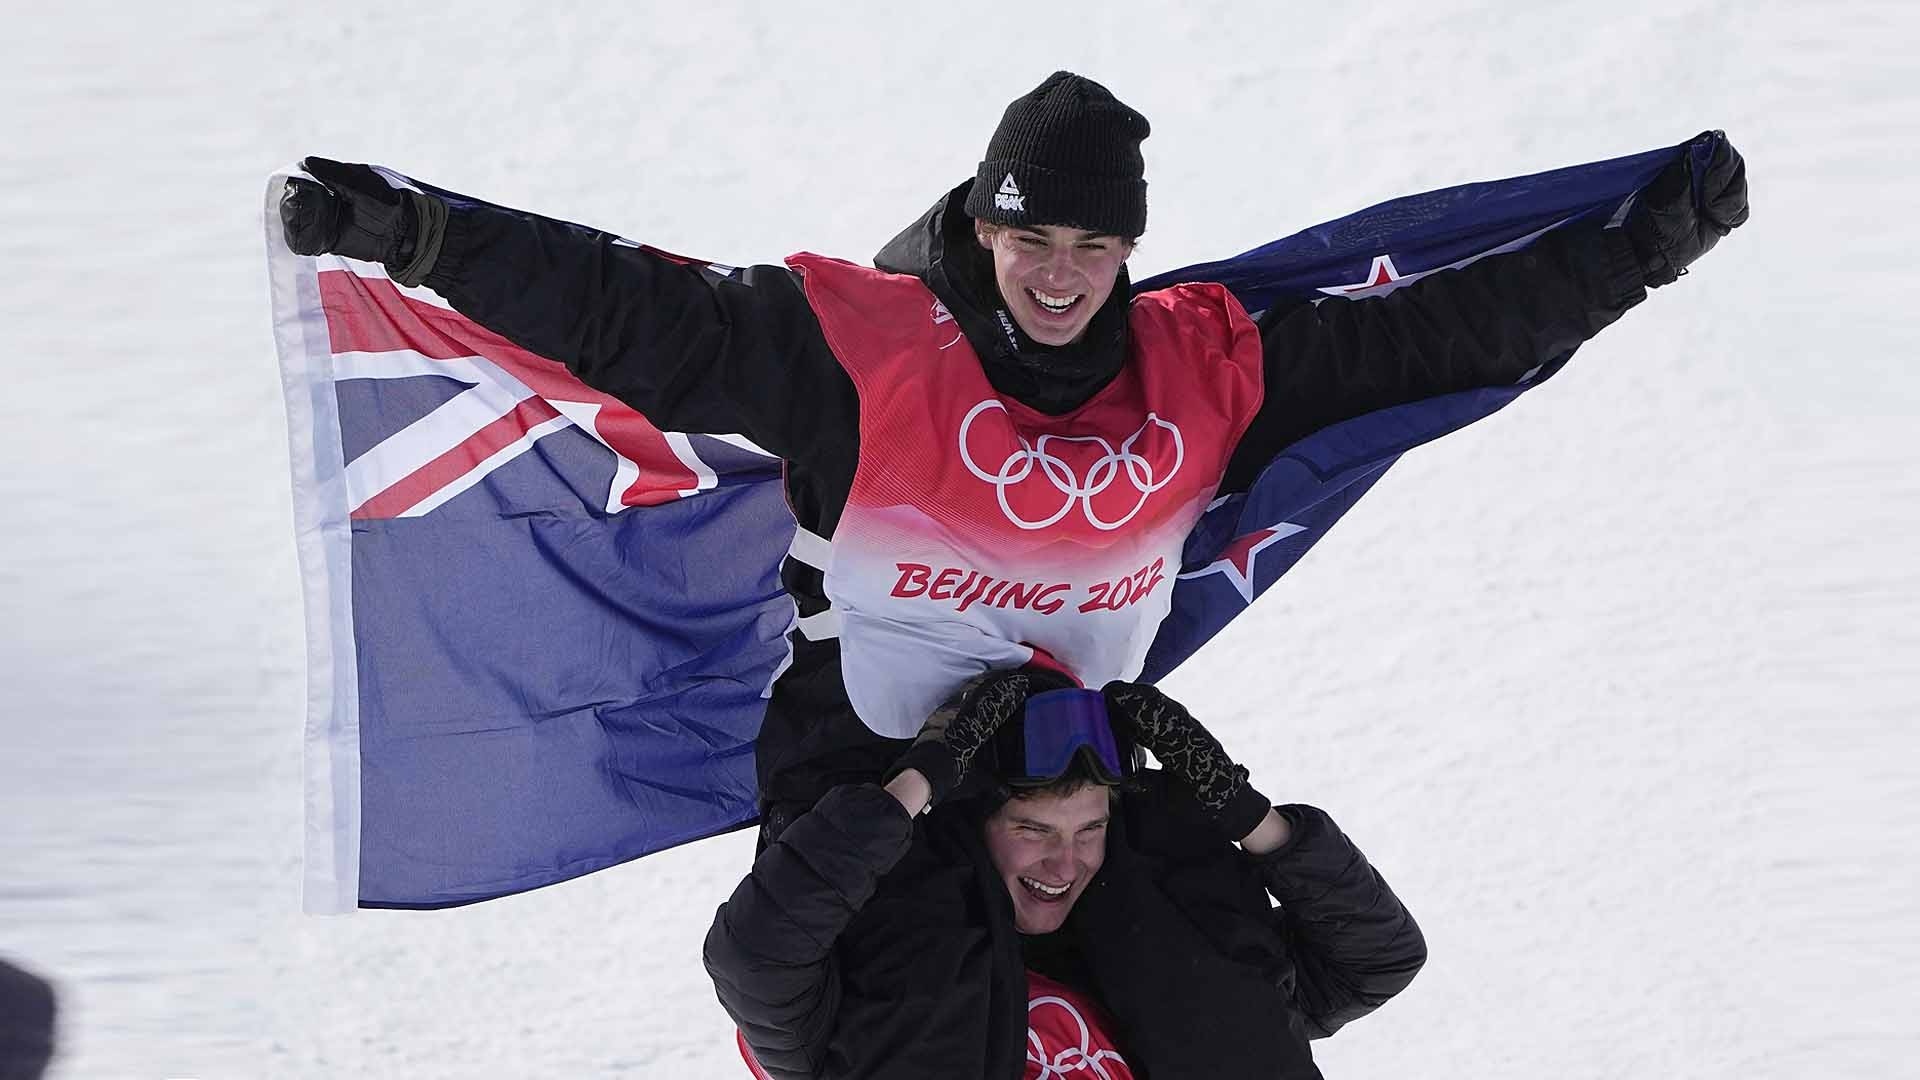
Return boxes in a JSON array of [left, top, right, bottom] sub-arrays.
[[1223, 131, 1748, 493], [1223, 220, 1647, 491], [280, 159, 857, 466], [422, 200, 851, 462], [702, 784, 916, 1080]]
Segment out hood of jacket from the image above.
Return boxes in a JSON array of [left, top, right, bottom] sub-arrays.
[[874, 178, 1131, 416]]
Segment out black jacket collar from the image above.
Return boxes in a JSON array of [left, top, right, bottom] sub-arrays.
[[874, 179, 1130, 416]]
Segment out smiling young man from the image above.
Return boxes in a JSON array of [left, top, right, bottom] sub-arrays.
[[974, 222, 1132, 347], [703, 670, 1425, 1079], [985, 778, 1111, 931], [282, 71, 1747, 824]]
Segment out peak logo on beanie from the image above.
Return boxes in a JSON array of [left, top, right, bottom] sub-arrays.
[[996, 173, 1026, 213], [965, 71, 1149, 238]]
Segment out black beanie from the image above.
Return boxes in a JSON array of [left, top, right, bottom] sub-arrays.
[[964, 71, 1149, 239]]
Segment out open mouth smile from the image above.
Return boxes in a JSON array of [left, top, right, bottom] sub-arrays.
[[1020, 876, 1072, 901], [1025, 287, 1083, 317]]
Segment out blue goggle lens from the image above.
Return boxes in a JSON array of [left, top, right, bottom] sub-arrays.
[[1016, 688, 1125, 784]]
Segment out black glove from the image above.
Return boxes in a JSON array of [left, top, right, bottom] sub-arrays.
[[885, 669, 1036, 808], [1622, 130, 1748, 288], [1102, 681, 1271, 843], [279, 157, 447, 287]]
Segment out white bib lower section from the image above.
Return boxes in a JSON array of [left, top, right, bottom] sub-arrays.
[[823, 497, 1198, 738]]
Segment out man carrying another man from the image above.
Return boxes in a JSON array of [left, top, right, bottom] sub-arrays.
[[704, 670, 1426, 1079]]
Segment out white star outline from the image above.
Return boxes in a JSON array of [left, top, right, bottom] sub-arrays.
[[1315, 253, 1409, 297], [1176, 520, 1310, 604]]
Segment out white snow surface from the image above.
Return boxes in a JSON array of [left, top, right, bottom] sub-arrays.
[[3, 2, 1916, 1077]]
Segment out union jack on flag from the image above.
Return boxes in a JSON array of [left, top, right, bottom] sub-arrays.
[[320, 259, 780, 518], [268, 137, 1704, 911]]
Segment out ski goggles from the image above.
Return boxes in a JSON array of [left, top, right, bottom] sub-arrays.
[[999, 687, 1130, 787]]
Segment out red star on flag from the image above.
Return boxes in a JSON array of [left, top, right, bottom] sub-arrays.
[[1177, 522, 1309, 603], [1315, 254, 1407, 297]]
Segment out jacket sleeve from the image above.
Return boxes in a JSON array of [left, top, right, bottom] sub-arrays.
[[1250, 804, 1428, 1038], [1222, 222, 1649, 492], [702, 783, 917, 1080], [420, 199, 858, 467]]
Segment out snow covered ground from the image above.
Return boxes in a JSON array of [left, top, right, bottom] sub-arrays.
[[3, 1, 1915, 1076]]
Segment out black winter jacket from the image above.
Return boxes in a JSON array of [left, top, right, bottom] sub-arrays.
[[420, 179, 1647, 807], [703, 776, 1425, 1080]]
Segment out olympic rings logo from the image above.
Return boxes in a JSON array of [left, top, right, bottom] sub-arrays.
[[1027, 994, 1131, 1079], [958, 400, 1184, 532]]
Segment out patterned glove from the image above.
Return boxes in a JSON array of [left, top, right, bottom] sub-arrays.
[[1102, 681, 1271, 843], [884, 670, 1035, 807], [279, 157, 447, 287], [1621, 130, 1749, 288]]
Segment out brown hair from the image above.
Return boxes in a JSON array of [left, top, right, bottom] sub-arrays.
[[981, 751, 1133, 817]]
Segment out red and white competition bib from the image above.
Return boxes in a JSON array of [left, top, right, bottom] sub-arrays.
[[791, 254, 1264, 736], [1026, 970, 1134, 1080]]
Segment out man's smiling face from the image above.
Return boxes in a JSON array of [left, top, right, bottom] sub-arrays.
[[981, 783, 1111, 934], [976, 222, 1132, 347]]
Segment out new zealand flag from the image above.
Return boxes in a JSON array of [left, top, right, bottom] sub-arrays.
[[266, 135, 1714, 911]]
